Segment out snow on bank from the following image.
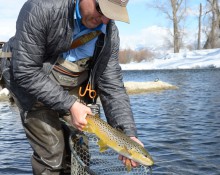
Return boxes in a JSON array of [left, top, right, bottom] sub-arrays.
[[120, 48, 220, 70]]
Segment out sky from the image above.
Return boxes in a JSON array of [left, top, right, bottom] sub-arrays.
[[0, 0, 208, 50], [116, 0, 208, 49]]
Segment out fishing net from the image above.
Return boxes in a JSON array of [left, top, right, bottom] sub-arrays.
[[69, 130, 152, 175]]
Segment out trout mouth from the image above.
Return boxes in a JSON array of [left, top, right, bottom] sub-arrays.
[[144, 155, 154, 166]]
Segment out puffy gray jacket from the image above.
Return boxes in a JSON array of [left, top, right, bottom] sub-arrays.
[[3, 0, 137, 136]]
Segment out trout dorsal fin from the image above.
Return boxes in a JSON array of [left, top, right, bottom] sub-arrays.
[[116, 128, 124, 133], [94, 114, 100, 118], [98, 139, 108, 152], [115, 126, 125, 134]]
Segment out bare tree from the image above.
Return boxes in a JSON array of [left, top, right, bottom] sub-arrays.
[[203, 0, 220, 49], [119, 49, 155, 64], [198, 3, 202, 50], [135, 49, 154, 63], [119, 49, 134, 64], [148, 0, 186, 53]]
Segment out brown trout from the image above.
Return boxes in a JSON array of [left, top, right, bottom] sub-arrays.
[[83, 114, 154, 171]]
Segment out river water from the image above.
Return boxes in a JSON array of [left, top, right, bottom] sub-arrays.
[[0, 69, 220, 175]]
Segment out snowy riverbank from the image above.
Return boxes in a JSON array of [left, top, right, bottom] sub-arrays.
[[120, 48, 220, 70]]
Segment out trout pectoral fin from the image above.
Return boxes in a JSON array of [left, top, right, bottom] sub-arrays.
[[125, 159, 132, 172], [121, 146, 132, 156], [98, 139, 108, 152]]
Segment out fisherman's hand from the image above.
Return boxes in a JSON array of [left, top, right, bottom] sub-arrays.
[[118, 137, 144, 168], [69, 101, 93, 131]]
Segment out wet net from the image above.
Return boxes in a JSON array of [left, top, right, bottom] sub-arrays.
[[69, 130, 152, 175]]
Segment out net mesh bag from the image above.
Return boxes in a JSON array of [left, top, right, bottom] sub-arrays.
[[69, 131, 152, 175]]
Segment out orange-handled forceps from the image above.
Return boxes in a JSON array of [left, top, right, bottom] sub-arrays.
[[79, 83, 96, 100]]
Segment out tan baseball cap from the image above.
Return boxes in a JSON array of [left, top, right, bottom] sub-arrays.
[[98, 0, 130, 23]]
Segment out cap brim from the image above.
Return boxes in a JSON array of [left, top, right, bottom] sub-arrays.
[[98, 0, 130, 23]]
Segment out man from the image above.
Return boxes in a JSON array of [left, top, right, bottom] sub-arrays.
[[1, 0, 144, 174]]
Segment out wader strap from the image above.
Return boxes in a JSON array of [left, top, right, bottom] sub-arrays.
[[70, 31, 101, 49]]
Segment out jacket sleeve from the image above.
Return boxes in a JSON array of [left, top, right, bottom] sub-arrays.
[[12, 1, 76, 112], [97, 24, 137, 137]]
